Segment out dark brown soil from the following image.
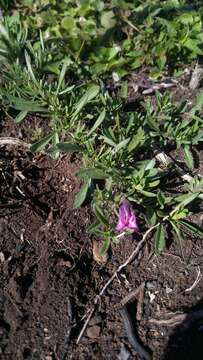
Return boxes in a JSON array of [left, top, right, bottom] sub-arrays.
[[0, 107, 203, 360]]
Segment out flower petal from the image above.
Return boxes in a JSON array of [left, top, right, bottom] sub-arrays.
[[128, 214, 139, 232], [116, 200, 139, 233]]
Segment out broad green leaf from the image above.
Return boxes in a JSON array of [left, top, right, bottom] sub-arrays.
[[183, 145, 194, 170], [30, 132, 54, 153], [145, 159, 156, 170], [94, 206, 109, 227], [179, 220, 203, 239], [101, 11, 116, 29], [61, 17, 75, 30], [184, 38, 203, 55], [14, 110, 28, 123], [155, 224, 166, 255], [77, 168, 109, 180], [72, 84, 100, 118], [87, 109, 106, 136], [157, 191, 165, 208], [100, 238, 110, 256], [74, 180, 89, 208], [146, 207, 157, 226], [56, 142, 82, 152]]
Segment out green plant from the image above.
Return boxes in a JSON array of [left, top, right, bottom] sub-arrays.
[[1, 1, 203, 257]]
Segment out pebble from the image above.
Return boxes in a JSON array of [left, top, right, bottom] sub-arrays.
[[86, 325, 101, 339]]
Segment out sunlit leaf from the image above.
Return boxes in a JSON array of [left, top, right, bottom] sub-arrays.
[[74, 180, 89, 208]]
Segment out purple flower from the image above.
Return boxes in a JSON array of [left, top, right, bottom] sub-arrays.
[[116, 200, 139, 233]]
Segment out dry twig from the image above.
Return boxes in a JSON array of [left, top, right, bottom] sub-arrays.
[[185, 266, 202, 292], [148, 313, 186, 327], [149, 309, 203, 328]]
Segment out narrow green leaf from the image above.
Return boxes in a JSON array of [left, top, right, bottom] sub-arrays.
[[87, 109, 106, 136], [100, 238, 110, 256], [89, 221, 100, 233], [59, 84, 75, 95], [56, 59, 69, 94], [157, 191, 165, 208], [77, 168, 109, 180], [179, 220, 203, 239], [183, 145, 194, 170], [56, 142, 82, 153], [25, 50, 36, 83], [95, 206, 109, 227], [14, 110, 28, 123], [113, 138, 130, 154], [0, 22, 9, 41], [170, 220, 183, 242], [74, 180, 89, 208], [155, 224, 166, 255], [30, 132, 54, 153], [138, 189, 157, 197], [72, 84, 100, 118], [51, 132, 60, 159], [39, 29, 44, 51]]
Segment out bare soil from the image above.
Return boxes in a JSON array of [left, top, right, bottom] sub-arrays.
[[0, 100, 203, 360]]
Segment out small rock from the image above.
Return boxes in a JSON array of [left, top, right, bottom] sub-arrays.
[[86, 325, 101, 339], [165, 286, 173, 294]]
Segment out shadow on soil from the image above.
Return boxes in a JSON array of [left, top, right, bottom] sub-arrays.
[[163, 299, 203, 360]]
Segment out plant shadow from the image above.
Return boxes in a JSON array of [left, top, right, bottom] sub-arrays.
[[163, 299, 203, 360]]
